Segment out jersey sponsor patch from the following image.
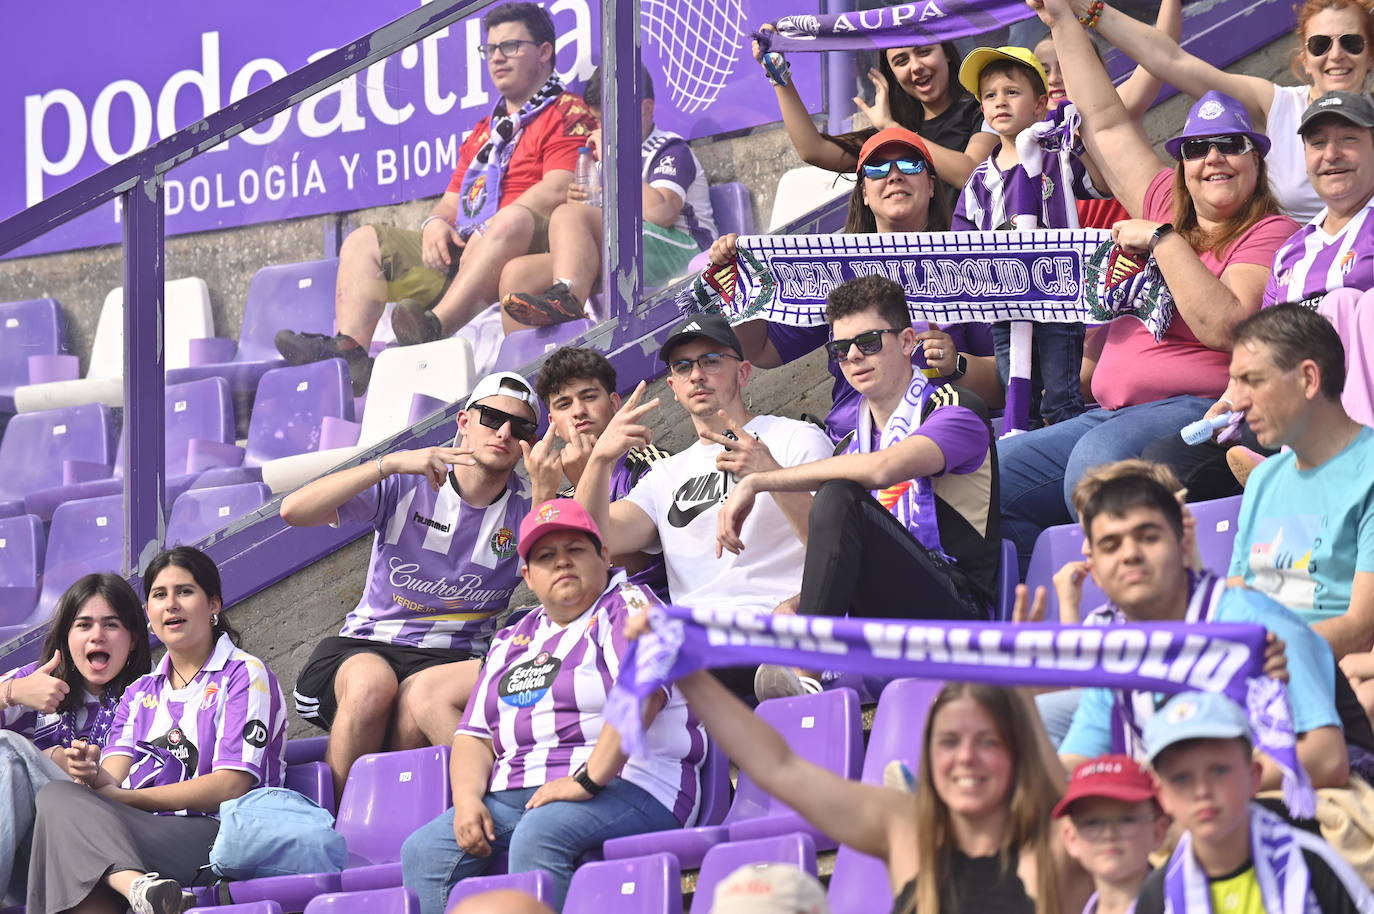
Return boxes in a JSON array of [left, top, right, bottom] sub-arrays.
[[498, 651, 562, 707], [242, 719, 270, 748], [151, 726, 199, 772]]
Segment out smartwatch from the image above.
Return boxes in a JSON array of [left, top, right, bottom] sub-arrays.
[[572, 762, 604, 796], [1148, 222, 1175, 253], [945, 352, 967, 382]]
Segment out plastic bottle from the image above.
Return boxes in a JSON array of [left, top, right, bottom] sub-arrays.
[[1180, 411, 1239, 446], [575, 147, 602, 207]]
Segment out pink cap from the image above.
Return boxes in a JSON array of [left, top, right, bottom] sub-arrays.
[[517, 499, 603, 560]]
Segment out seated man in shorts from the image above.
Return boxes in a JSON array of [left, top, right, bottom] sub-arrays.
[[281, 371, 545, 794], [274, 1, 595, 394]]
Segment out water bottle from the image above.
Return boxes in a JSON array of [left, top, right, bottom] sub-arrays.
[[575, 147, 602, 207], [1180, 411, 1239, 446]]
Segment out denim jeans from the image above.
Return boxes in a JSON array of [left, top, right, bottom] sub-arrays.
[[992, 321, 1086, 426], [0, 731, 64, 905], [1034, 688, 1084, 748], [998, 394, 1214, 572], [400, 779, 680, 914]]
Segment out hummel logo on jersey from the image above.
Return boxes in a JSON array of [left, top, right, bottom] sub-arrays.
[[667, 472, 724, 527], [412, 512, 451, 534]]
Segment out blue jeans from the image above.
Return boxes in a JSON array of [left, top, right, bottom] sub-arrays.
[[0, 731, 63, 905], [997, 395, 1213, 572], [992, 321, 1087, 427], [400, 779, 680, 914]]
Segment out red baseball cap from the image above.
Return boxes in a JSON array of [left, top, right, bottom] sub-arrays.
[[1051, 754, 1155, 819], [856, 127, 935, 175], [517, 498, 603, 561]]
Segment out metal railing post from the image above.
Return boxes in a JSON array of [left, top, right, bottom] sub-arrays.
[[601, 0, 643, 319], [122, 176, 166, 577]]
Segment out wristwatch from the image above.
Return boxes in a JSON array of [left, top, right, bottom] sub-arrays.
[[944, 352, 967, 382], [1149, 222, 1175, 253], [572, 762, 604, 796]]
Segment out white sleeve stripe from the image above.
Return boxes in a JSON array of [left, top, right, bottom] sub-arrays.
[[1289, 828, 1374, 910]]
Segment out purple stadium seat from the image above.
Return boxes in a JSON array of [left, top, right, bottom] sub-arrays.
[[692, 833, 817, 913], [562, 854, 681, 914], [243, 360, 353, 466], [0, 514, 45, 635], [828, 678, 943, 914], [303, 888, 418, 914], [167, 482, 273, 546], [36, 494, 124, 614], [285, 737, 329, 766], [603, 688, 862, 868], [23, 377, 235, 522], [0, 298, 66, 413], [0, 403, 114, 517], [446, 870, 553, 910], [285, 761, 336, 814], [708, 183, 754, 237], [1189, 495, 1241, 574], [495, 320, 594, 373], [997, 539, 1019, 621], [1024, 522, 1104, 621], [186, 903, 282, 914]]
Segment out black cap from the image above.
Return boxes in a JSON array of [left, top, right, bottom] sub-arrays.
[[1299, 91, 1374, 135], [660, 312, 744, 363]]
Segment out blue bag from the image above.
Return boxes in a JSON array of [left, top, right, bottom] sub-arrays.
[[209, 787, 346, 879]]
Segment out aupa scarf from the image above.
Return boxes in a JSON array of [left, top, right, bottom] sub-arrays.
[[456, 75, 565, 236], [605, 606, 1317, 818], [757, 0, 1037, 55]]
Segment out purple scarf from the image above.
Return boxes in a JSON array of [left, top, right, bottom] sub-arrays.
[[757, 0, 1036, 55], [605, 607, 1316, 818], [456, 75, 565, 237]]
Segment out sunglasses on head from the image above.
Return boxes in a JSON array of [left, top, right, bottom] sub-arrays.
[[825, 328, 903, 361], [1178, 134, 1254, 161], [474, 404, 538, 441], [1306, 33, 1366, 56], [861, 158, 928, 180]]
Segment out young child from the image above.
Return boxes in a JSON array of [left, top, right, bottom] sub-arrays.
[[1135, 692, 1373, 913], [952, 46, 1104, 426], [1053, 754, 1169, 914]]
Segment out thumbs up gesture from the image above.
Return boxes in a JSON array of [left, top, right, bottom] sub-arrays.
[[9, 651, 69, 713]]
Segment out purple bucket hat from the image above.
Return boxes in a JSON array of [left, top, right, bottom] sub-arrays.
[[1164, 90, 1272, 160]]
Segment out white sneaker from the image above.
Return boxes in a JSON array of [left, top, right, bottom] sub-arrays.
[[128, 873, 191, 914], [753, 665, 823, 702]]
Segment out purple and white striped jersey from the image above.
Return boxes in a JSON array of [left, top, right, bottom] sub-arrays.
[[1264, 201, 1374, 309], [336, 472, 531, 651], [643, 127, 715, 250], [1, 661, 109, 751], [455, 572, 706, 825], [104, 634, 287, 817], [951, 142, 1102, 233]]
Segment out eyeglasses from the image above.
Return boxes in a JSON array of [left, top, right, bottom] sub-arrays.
[[825, 328, 903, 361], [477, 39, 539, 59], [473, 404, 538, 442], [1306, 33, 1366, 56], [861, 158, 929, 180], [667, 352, 741, 377], [1178, 134, 1254, 161], [1070, 812, 1159, 842]]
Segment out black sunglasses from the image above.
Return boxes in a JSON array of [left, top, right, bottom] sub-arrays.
[[1306, 33, 1366, 56], [825, 328, 903, 361], [474, 404, 538, 442], [1178, 134, 1254, 161]]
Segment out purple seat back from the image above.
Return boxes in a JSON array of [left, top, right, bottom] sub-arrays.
[[238, 260, 339, 363], [0, 403, 113, 500], [186, 903, 283, 914], [996, 538, 1018, 621], [724, 688, 862, 824], [246, 360, 353, 466], [708, 183, 754, 237], [162, 377, 235, 475], [1025, 523, 1104, 620], [38, 494, 124, 613], [303, 888, 418, 914], [696, 736, 731, 827], [0, 298, 65, 410], [0, 514, 45, 628], [167, 482, 272, 546], [828, 678, 943, 914], [563, 853, 681, 914], [693, 833, 816, 913], [1189, 495, 1241, 575], [336, 746, 451, 866], [446, 870, 553, 910], [495, 320, 594, 374], [284, 736, 329, 765], [284, 760, 335, 813]]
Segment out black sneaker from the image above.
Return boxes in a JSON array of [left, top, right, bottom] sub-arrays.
[[273, 330, 373, 396], [389, 298, 445, 346], [501, 282, 585, 328], [128, 873, 192, 914]]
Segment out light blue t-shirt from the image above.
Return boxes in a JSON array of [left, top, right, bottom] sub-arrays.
[[1060, 587, 1341, 759], [1228, 425, 1374, 624]]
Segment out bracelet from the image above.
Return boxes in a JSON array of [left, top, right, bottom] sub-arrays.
[[1078, 0, 1104, 28], [1149, 222, 1176, 253], [2, 678, 13, 709], [376, 456, 387, 481], [419, 214, 449, 233]]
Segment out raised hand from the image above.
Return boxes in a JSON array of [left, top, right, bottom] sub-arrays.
[[913, 326, 958, 377], [707, 233, 740, 268], [705, 412, 779, 479], [11, 651, 69, 713], [854, 67, 896, 130], [1011, 584, 1048, 624], [384, 446, 478, 491], [1052, 560, 1091, 624], [521, 425, 565, 502], [591, 381, 659, 462]]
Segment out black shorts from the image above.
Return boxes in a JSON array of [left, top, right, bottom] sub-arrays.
[[293, 636, 479, 731]]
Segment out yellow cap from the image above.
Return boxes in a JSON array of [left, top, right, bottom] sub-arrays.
[[958, 46, 1049, 97]]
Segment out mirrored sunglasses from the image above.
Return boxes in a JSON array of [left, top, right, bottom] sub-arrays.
[[861, 158, 929, 180]]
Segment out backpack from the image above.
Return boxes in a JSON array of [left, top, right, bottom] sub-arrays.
[[208, 787, 347, 879]]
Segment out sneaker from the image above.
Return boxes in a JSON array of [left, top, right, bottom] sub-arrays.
[[128, 873, 191, 914], [389, 298, 446, 346], [753, 664, 823, 702], [273, 330, 373, 396], [501, 282, 585, 328]]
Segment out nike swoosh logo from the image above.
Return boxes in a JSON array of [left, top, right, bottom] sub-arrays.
[[668, 500, 716, 528]]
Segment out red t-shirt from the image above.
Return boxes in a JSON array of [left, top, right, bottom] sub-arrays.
[[1090, 169, 1297, 411], [1077, 196, 1129, 230], [446, 92, 595, 208]]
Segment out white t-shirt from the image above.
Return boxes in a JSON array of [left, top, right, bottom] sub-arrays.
[[1266, 84, 1324, 223], [625, 414, 833, 615]]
